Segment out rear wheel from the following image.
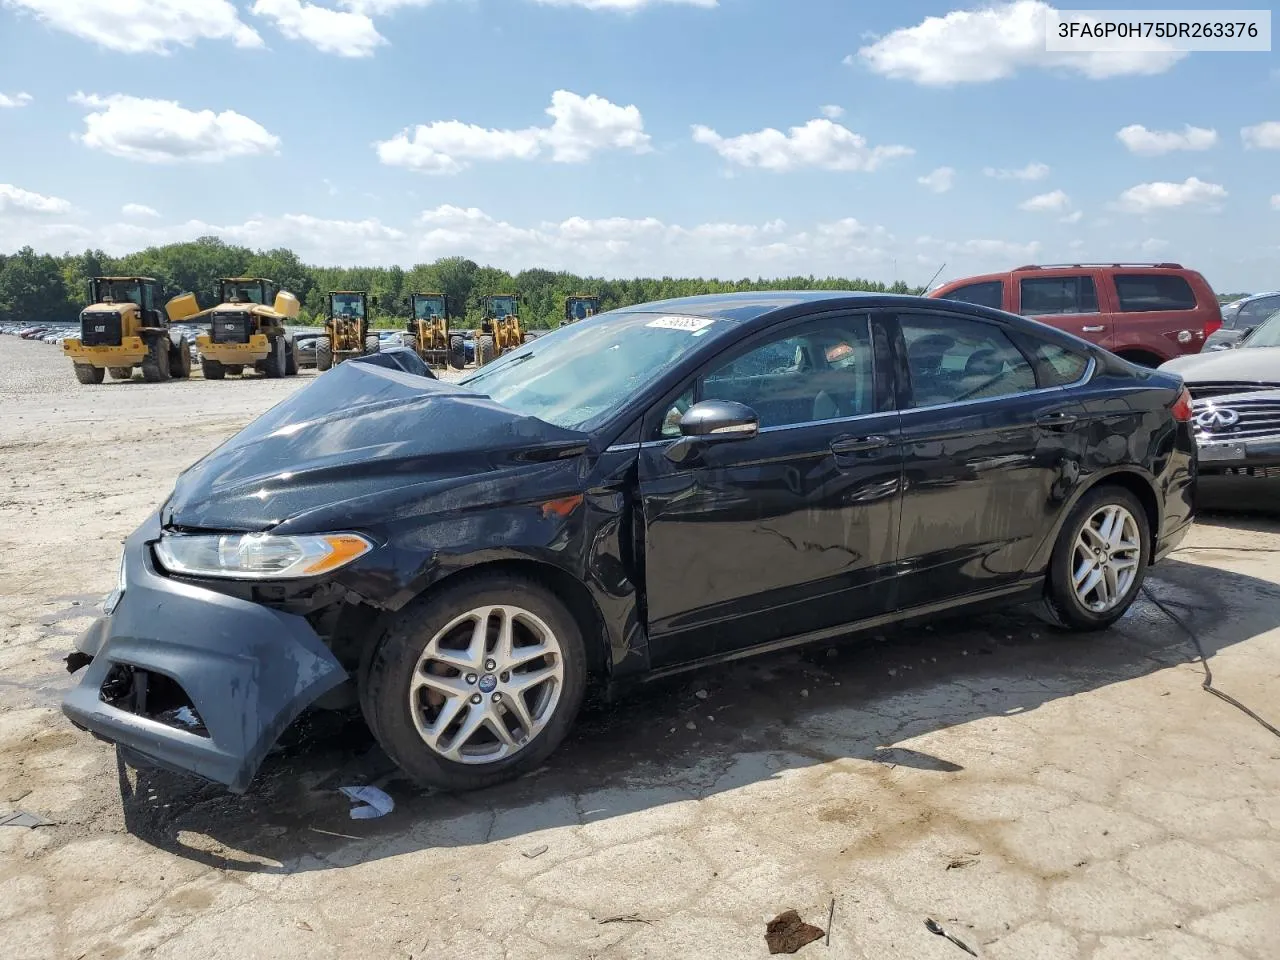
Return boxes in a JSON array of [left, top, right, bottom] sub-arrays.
[[74, 363, 104, 385], [449, 335, 466, 370], [1041, 485, 1150, 631], [1116, 350, 1165, 369], [476, 334, 494, 367], [107, 366, 133, 381], [141, 336, 171, 383], [201, 357, 226, 380], [316, 337, 333, 371], [365, 335, 381, 355], [169, 339, 192, 379], [360, 574, 587, 792]]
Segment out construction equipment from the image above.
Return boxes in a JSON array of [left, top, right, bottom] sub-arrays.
[[401, 293, 460, 370], [178, 277, 301, 380], [563, 295, 601, 325], [477, 294, 525, 367], [62, 277, 193, 384], [316, 291, 380, 371]]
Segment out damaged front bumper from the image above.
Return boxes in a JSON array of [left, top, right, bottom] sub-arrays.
[[62, 511, 348, 793]]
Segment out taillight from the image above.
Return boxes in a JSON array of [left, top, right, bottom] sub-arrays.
[[1204, 315, 1223, 337], [1171, 385, 1193, 422]]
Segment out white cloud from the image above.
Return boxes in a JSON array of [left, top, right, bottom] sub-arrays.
[[3, 0, 262, 54], [1020, 189, 1070, 213], [377, 90, 649, 173], [1068, 239, 1085, 251], [121, 203, 160, 218], [1116, 123, 1217, 155], [820, 105, 845, 119], [251, 0, 385, 57], [691, 118, 913, 172], [1241, 121, 1280, 150], [983, 162, 1049, 181], [1060, 210, 1083, 224], [0, 183, 73, 215], [855, 1, 1184, 86], [917, 166, 955, 193], [0, 92, 33, 109], [1117, 176, 1227, 213], [529, 0, 718, 8], [1271, 194, 1280, 211], [1139, 238, 1170, 254], [71, 93, 281, 163], [338, 0, 437, 12]]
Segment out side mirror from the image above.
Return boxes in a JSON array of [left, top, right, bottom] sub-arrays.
[[678, 399, 759, 439], [1238, 326, 1255, 343]]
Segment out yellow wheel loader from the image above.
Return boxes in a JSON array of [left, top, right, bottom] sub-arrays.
[[401, 292, 456, 370], [316, 291, 380, 371], [62, 277, 193, 385], [563, 295, 601, 325], [476, 294, 525, 367], [174, 278, 301, 381]]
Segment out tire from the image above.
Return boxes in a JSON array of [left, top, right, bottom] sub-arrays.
[[201, 357, 226, 380], [360, 573, 588, 792], [1040, 484, 1150, 632], [401, 332, 418, 350], [476, 334, 494, 367], [365, 335, 381, 355], [74, 363, 104, 385], [449, 335, 466, 370], [263, 336, 286, 379], [107, 366, 133, 381], [225, 364, 244, 376], [285, 339, 298, 376], [316, 336, 333, 371], [140, 336, 171, 383], [169, 339, 192, 379]]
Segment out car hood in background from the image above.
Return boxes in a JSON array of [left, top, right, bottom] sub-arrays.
[[161, 357, 589, 532], [1160, 346, 1280, 382]]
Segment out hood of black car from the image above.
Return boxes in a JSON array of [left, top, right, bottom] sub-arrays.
[[1160, 346, 1280, 383], [161, 359, 589, 532]]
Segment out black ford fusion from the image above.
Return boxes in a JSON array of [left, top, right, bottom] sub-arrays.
[[62, 292, 1197, 793]]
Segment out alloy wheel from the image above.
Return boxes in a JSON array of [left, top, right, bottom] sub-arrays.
[[1072, 504, 1141, 613], [409, 604, 564, 765]]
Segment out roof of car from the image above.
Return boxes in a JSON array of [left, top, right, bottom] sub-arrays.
[[614, 290, 919, 323]]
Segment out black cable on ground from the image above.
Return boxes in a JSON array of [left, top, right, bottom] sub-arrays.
[[1140, 584, 1280, 739]]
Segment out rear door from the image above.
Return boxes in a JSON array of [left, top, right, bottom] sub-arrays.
[[889, 307, 1094, 610], [1014, 270, 1110, 347], [637, 310, 903, 667]]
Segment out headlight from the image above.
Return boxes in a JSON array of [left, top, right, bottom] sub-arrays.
[[103, 550, 127, 615], [154, 532, 373, 580]]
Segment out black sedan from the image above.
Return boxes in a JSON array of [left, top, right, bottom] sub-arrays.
[[61, 292, 1197, 793]]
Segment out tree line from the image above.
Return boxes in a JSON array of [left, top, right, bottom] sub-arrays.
[[0, 236, 922, 329]]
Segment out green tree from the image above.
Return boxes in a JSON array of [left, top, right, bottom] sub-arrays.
[[0, 246, 74, 324]]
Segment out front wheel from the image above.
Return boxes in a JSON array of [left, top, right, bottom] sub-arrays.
[[1041, 485, 1150, 631], [360, 574, 587, 792], [201, 357, 226, 380], [365, 335, 381, 355], [169, 339, 192, 379], [263, 336, 286, 378], [448, 335, 466, 370], [476, 334, 494, 367], [316, 336, 333, 371], [285, 339, 298, 375], [140, 336, 171, 383], [74, 363, 105, 385]]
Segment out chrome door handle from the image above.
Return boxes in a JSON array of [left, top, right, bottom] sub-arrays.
[[831, 435, 890, 454], [1036, 411, 1079, 429], [1081, 325, 1105, 333]]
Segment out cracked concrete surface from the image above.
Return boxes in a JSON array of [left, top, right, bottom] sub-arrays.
[[2, 336, 1279, 959]]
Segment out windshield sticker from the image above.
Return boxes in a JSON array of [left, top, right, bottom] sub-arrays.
[[647, 315, 715, 332]]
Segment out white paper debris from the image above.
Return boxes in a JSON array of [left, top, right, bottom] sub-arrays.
[[339, 785, 394, 820]]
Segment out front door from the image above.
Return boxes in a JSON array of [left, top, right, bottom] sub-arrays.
[[637, 310, 903, 668], [889, 308, 1093, 610]]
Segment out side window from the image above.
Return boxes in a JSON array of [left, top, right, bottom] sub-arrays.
[[1114, 274, 1197, 312], [1020, 276, 1099, 316], [1237, 297, 1280, 325], [940, 281, 1004, 309], [900, 313, 1037, 407], [655, 385, 695, 439], [696, 315, 875, 430], [1019, 337, 1091, 387]]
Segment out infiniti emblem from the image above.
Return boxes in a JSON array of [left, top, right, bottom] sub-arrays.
[[1195, 408, 1240, 431]]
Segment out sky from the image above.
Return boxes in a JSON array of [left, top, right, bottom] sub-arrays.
[[0, 0, 1276, 291]]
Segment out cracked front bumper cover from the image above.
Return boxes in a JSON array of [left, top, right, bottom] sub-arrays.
[[61, 511, 348, 793]]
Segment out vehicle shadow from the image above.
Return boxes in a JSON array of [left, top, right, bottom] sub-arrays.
[[116, 556, 1280, 874]]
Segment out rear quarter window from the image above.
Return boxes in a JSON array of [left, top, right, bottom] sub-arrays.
[[938, 280, 1004, 309], [1113, 274, 1198, 312]]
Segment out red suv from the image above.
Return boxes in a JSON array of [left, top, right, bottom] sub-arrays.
[[928, 263, 1223, 366]]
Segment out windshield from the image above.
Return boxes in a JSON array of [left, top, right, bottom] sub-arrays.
[[489, 296, 517, 318], [332, 293, 365, 318], [222, 282, 265, 304], [568, 299, 598, 320], [97, 282, 142, 305], [1243, 310, 1280, 348], [414, 297, 445, 320], [459, 311, 737, 429]]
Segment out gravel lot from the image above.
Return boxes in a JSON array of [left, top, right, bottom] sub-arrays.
[[2, 335, 1279, 960]]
